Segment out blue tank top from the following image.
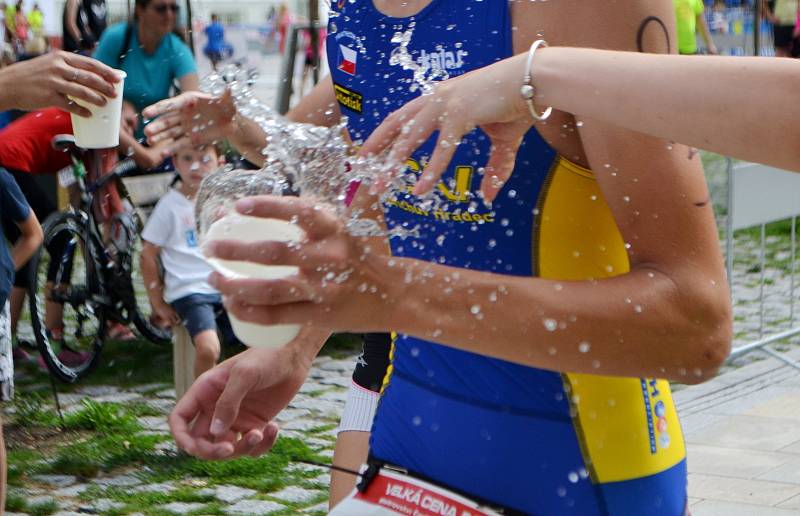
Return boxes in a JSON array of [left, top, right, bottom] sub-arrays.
[[327, 2, 688, 514]]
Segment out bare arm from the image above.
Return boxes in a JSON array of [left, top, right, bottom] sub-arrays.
[[697, 12, 718, 54], [11, 212, 42, 270], [64, 0, 84, 43], [141, 241, 166, 307], [533, 48, 800, 171], [119, 130, 168, 169], [179, 73, 199, 93]]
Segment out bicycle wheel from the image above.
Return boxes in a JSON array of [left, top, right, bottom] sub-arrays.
[[28, 211, 105, 383], [112, 208, 172, 345]]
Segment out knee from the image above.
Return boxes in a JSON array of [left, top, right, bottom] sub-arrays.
[[193, 333, 221, 362]]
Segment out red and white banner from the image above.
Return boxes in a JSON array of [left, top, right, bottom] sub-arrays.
[[329, 468, 501, 516]]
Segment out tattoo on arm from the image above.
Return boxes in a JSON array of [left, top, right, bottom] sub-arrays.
[[636, 16, 671, 54]]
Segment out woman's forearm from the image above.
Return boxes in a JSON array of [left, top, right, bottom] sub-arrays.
[[382, 256, 730, 384], [534, 48, 800, 170]]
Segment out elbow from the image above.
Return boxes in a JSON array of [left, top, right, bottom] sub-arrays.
[[678, 285, 732, 385], [33, 224, 44, 248]]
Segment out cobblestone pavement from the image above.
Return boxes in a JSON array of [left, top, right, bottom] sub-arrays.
[[5, 354, 356, 515]]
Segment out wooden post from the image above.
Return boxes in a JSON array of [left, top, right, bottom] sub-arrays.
[[172, 325, 195, 399]]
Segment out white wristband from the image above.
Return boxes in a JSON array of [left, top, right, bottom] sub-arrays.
[[520, 39, 552, 122]]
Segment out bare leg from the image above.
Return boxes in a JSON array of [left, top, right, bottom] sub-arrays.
[[192, 330, 221, 379], [8, 288, 25, 336], [329, 431, 370, 509], [0, 415, 6, 515], [43, 283, 64, 333]]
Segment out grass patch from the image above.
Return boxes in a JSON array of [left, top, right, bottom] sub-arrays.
[[28, 499, 59, 516], [62, 400, 141, 434], [5, 491, 27, 512]]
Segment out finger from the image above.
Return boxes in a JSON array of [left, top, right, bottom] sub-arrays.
[[150, 124, 185, 145], [54, 95, 92, 118], [225, 298, 318, 328], [161, 135, 193, 158], [411, 119, 467, 197], [169, 389, 205, 454], [209, 272, 313, 305], [63, 52, 121, 90], [234, 196, 341, 240], [56, 79, 107, 108], [62, 66, 117, 100], [210, 364, 260, 438], [246, 423, 279, 457], [143, 95, 188, 119], [359, 98, 426, 157], [480, 138, 521, 203], [386, 107, 440, 167], [144, 112, 182, 139]]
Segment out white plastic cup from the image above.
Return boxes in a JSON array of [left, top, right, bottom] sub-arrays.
[[204, 213, 305, 348], [69, 69, 127, 149]]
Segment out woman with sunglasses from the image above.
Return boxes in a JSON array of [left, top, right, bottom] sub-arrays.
[[93, 0, 198, 139]]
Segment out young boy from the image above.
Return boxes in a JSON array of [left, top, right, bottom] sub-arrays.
[[0, 168, 43, 512], [140, 144, 236, 379]]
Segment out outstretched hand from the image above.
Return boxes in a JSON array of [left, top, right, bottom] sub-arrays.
[[358, 53, 538, 202], [169, 337, 318, 460], [0, 51, 120, 116], [143, 89, 237, 156]]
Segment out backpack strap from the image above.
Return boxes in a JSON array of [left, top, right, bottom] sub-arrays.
[[117, 22, 133, 67]]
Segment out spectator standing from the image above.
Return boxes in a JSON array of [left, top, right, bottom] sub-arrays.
[[675, 0, 719, 54], [277, 3, 290, 54], [0, 2, 13, 67], [203, 13, 225, 71], [93, 0, 198, 138], [62, 0, 107, 53], [140, 144, 239, 379], [0, 169, 43, 515], [25, 3, 45, 55], [12, 0, 27, 56], [766, 0, 799, 57]]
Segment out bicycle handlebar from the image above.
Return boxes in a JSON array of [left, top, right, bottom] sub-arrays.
[[89, 159, 139, 192]]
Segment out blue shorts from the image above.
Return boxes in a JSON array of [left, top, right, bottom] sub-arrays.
[[170, 293, 238, 345]]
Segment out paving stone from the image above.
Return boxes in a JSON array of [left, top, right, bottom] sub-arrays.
[[275, 408, 311, 423], [743, 393, 800, 421], [692, 499, 800, 516], [316, 449, 334, 459], [317, 389, 348, 403], [318, 359, 355, 373], [304, 437, 334, 450], [757, 457, 800, 485], [299, 382, 327, 394], [93, 392, 143, 404], [53, 484, 89, 497], [312, 355, 332, 366], [93, 474, 142, 487], [290, 399, 342, 419], [130, 382, 171, 393], [281, 418, 327, 432], [214, 485, 258, 503], [143, 398, 176, 414], [91, 498, 124, 512], [53, 512, 86, 516], [311, 472, 331, 485], [686, 444, 792, 479], [132, 481, 177, 493], [30, 474, 77, 488], [5, 512, 28, 516], [154, 388, 177, 399], [155, 440, 179, 454], [76, 385, 120, 397], [287, 462, 327, 474], [687, 473, 800, 506], [269, 486, 320, 503], [139, 416, 170, 432], [686, 415, 800, 451], [196, 487, 216, 497], [303, 501, 329, 513], [160, 502, 207, 514], [225, 499, 286, 514], [318, 376, 350, 388], [781, 440, 800, 454], [777, 493, 800, 510], [28, 495, 59, 507]]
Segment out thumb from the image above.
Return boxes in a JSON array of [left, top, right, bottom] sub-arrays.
[[210, 363, 259, 436]]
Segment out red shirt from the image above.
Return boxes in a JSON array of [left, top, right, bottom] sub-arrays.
[[0, 108, 72, 174]]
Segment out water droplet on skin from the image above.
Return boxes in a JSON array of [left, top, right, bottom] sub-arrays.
[[578, 341, 591, 353], [543, 318, 558, 331]]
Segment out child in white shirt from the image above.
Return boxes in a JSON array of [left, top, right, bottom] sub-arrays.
[[140, 144, 237, 378]]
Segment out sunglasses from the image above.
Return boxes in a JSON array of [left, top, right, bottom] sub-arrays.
[[152, 3, 179, 14]]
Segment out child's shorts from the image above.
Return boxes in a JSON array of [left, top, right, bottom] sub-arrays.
[[170, 293, 239, 345], [0, 301, 15, 401]]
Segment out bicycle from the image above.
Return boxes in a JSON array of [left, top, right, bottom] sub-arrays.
[[26, 135, 172, 383]]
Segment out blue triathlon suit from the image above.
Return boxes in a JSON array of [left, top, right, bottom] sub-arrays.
[[327, 1, 689, 514]]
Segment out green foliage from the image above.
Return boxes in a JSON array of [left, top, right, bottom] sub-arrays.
[[28, 499, 59, 516], [10, 393, 60, 427], [62, 400, 141, 435], [5, 491, 27, 511]]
